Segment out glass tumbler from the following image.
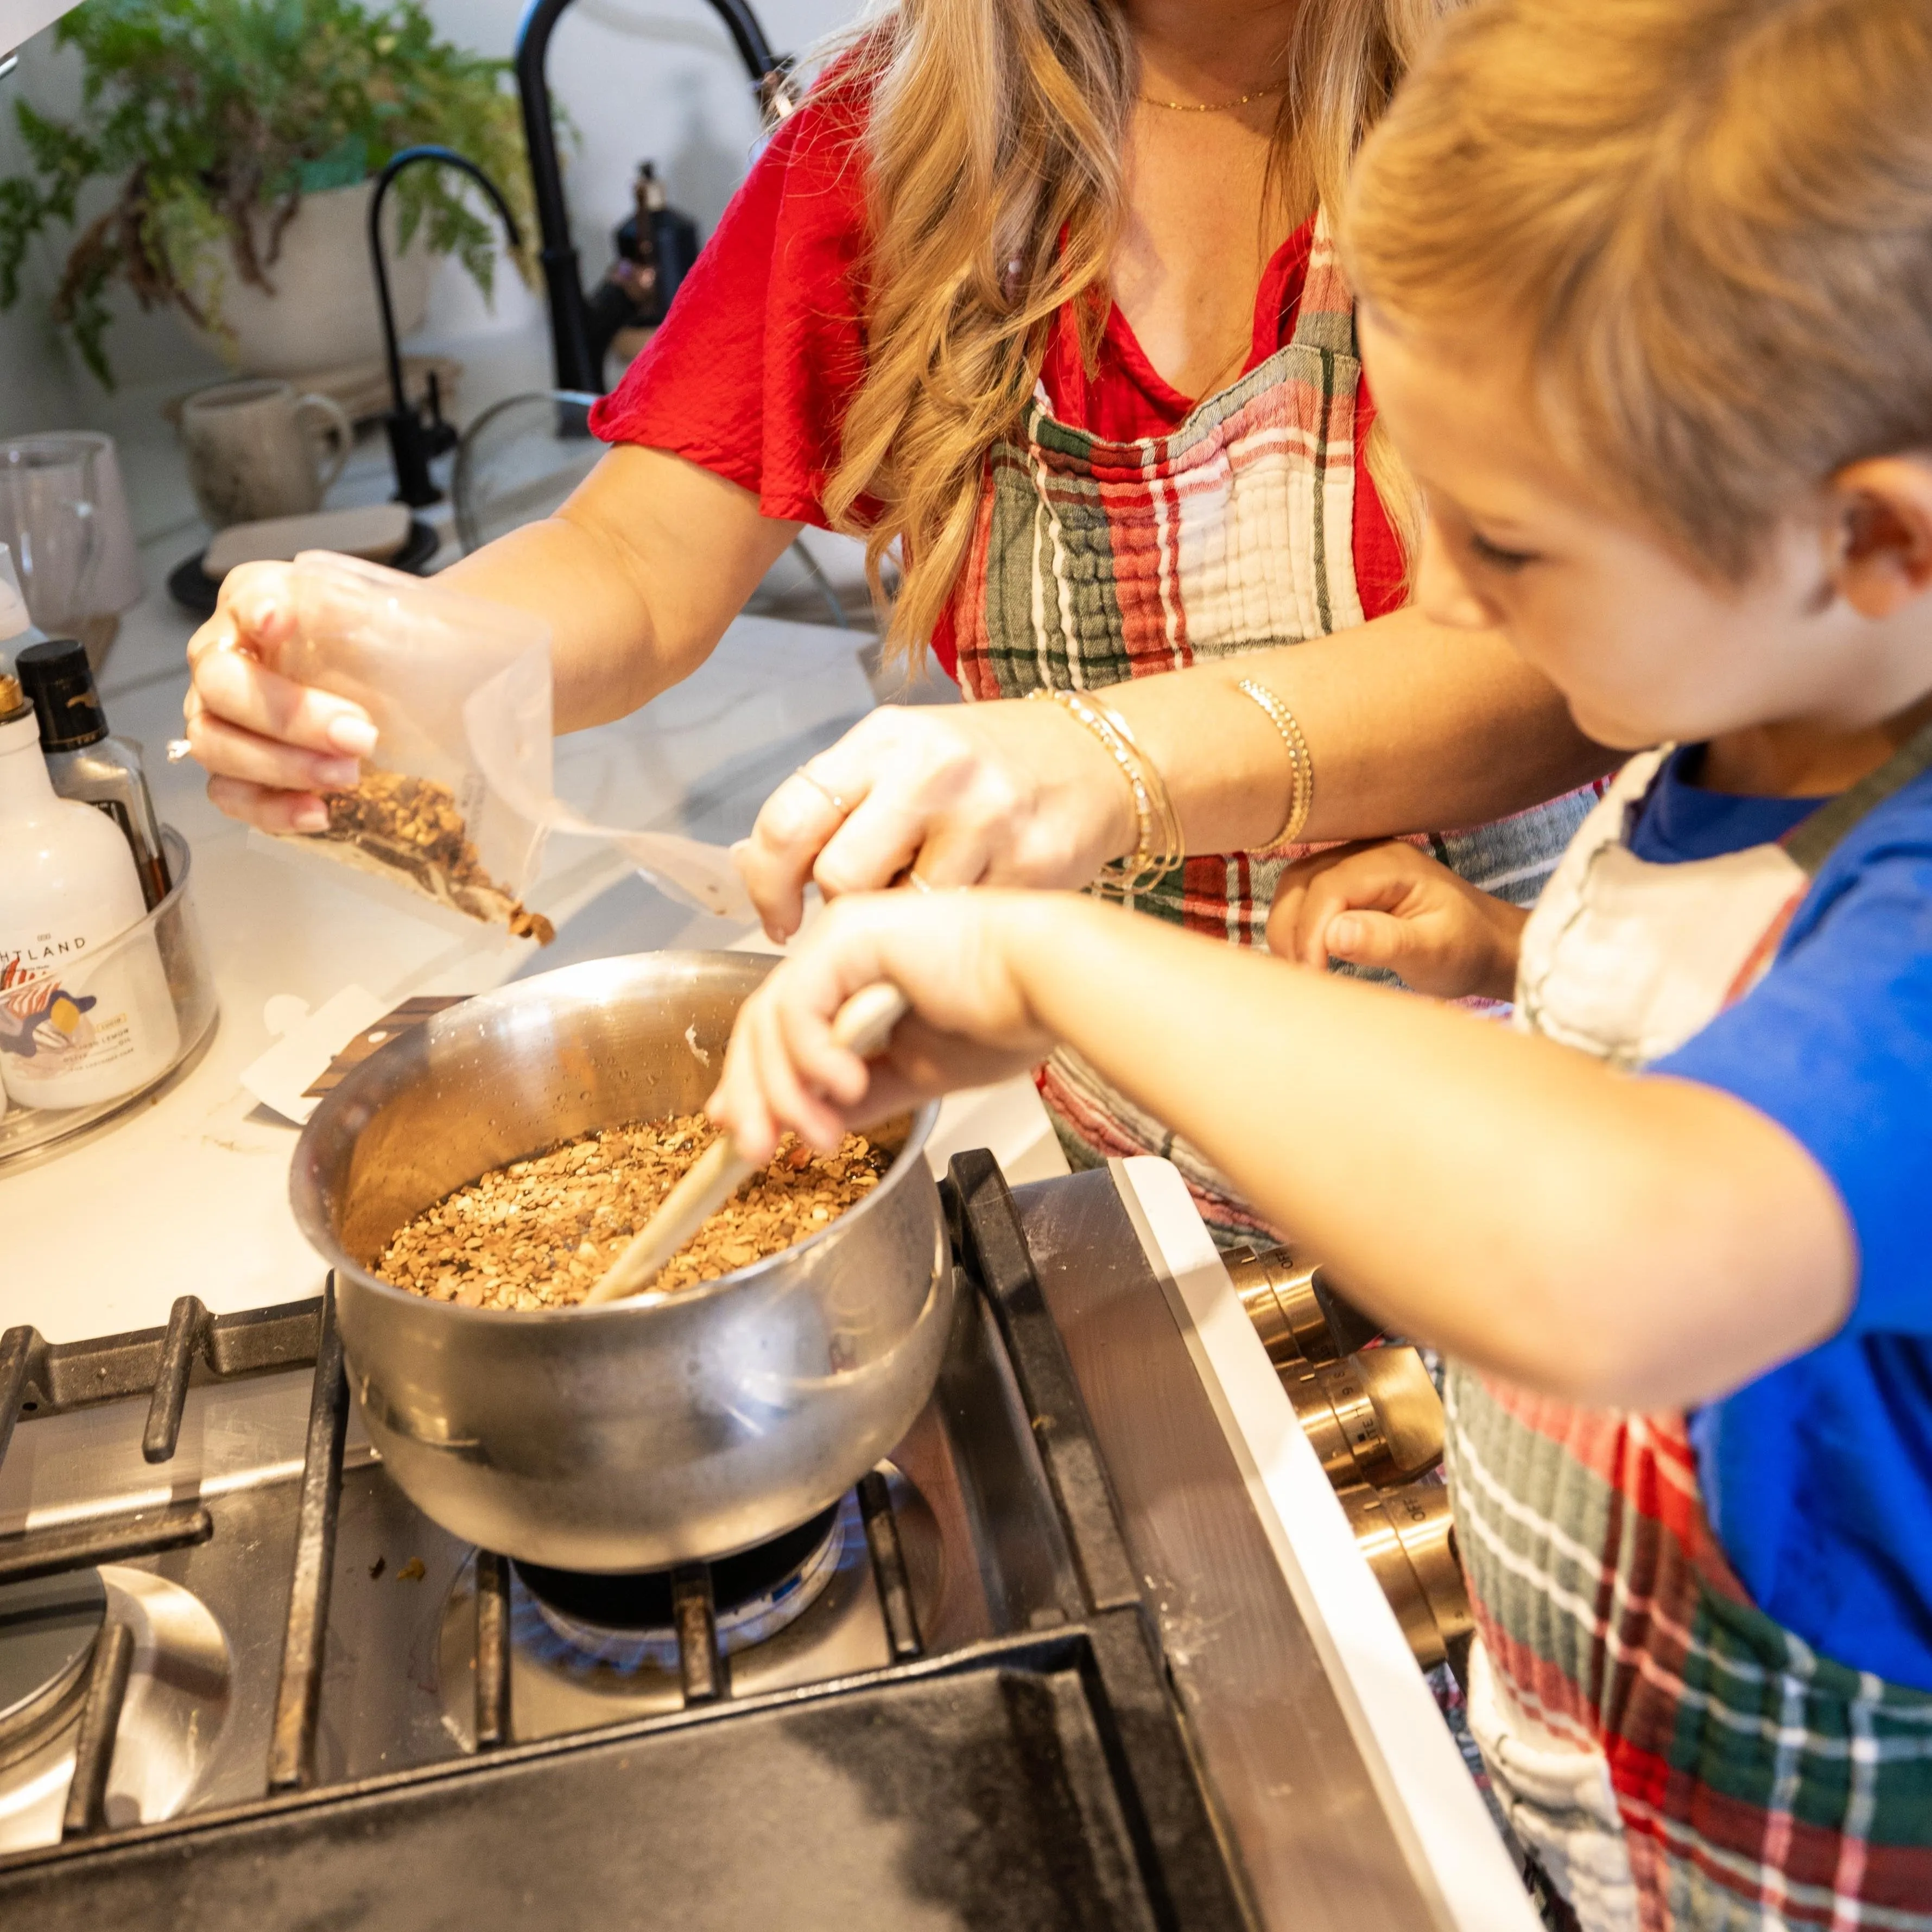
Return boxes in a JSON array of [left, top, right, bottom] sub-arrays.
[[0, 438, 100, 639]]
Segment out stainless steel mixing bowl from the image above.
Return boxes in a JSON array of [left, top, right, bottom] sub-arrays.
[[289, 952, 951, 1571]]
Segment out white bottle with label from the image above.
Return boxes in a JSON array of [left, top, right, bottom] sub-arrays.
[[0, 676, 179, 1111]]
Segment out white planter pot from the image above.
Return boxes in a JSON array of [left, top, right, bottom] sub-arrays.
[[177, 178, 433, 378]]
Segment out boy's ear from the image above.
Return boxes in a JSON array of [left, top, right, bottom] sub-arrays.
[[1826, 455, 1932, 618]]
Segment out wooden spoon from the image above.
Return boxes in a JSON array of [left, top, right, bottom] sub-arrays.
[[580, 980, 911, 1306]]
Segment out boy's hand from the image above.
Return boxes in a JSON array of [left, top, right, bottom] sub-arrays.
[[1267, 840, 1527, 1001], [708, 891, 1070, 1164]]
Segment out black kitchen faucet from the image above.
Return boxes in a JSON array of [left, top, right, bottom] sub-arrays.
[[514, 0, 795, 399], [366, 146, 525, 509]]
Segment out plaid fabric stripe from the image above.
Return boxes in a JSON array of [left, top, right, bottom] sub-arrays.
[[1448, 1368, 1932, 1930], [1034, 1044, 1276, 1244], [960, 335, 1364, 699], [958, 220, 1363, 702], [951, 217, 1595, 1209]]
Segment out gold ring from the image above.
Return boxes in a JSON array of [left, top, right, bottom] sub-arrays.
[[794, 765, 848, 816]]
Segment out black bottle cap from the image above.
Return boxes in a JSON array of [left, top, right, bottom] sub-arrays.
[[15, 637, 106, 750]]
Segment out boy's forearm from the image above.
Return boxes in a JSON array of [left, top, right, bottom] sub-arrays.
[[1004, 897, 1852, 1407], [1106, 604, 1615, 856]]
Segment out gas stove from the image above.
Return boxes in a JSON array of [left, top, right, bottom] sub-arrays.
[[0, 1154, 1536, 1930]]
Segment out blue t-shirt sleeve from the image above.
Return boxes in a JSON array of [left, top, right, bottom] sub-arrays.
[[1652, 840, 1932, 1335]]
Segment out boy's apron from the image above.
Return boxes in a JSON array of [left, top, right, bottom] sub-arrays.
[[948, 216, 1593, 1241], [1450, 737, 1932, 1932]]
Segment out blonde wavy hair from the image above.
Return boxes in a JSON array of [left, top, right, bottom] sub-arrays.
[[820, 0, 1448, 661], [1343, 0, 1932, 575]]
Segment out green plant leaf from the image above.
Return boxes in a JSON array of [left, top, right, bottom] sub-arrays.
[[5, 0, 539, 383], [293, 131, 369, 195]]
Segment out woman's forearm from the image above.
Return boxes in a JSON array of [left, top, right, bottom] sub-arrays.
[[1107, 604, 1615, 852], [439, 444, 797, 733], [1006, 897, 1852, 1408], [733, 587, 1615, 934]]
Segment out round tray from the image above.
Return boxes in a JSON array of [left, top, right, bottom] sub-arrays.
[[0, 828, 220, 1171], [167, 519, 440, 617]]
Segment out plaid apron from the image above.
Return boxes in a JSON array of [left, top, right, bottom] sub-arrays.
[[1450, 737, 1932, 1932], [950, 216, 1593, 1238]]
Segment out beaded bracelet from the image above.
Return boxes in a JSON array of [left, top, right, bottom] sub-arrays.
[[1094, 698, 1185, 875], [1028, 687, 1184, 893], [1236, 679, 1314, 848]]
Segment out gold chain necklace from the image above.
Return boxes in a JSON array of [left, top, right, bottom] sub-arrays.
[[1139, 79, 1287, 113]]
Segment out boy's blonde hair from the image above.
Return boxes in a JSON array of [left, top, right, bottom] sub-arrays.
[[1342, 0, 1932, 574]]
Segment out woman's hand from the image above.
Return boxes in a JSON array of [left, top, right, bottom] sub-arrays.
[[1266, 840, 1527, 1000], [707, 890, 1069, 1162], [182, 450, 799, 835], [182, 561, 379, 834], [733, 701, 1135, 942]]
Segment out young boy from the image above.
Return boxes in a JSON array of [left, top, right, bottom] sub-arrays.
[[708, 0, 1932, 1924]]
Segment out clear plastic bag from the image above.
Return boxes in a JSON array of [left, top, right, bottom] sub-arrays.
[[277, 553, 553, 935], [275, 552, 750, 934]]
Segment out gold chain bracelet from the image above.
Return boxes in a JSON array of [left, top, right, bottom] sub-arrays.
[[1029, 687, 1184, 894], [1236, 679, 1314, 848]]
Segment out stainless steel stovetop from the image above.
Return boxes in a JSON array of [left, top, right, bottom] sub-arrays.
[[0, 1156, 1535, 1930]]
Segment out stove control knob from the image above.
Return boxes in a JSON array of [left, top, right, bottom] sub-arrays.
[[1281, 1345, 1445, 1489], [1224, 1245, 1382, 1370], [1340, 1478, 1474, 1673]]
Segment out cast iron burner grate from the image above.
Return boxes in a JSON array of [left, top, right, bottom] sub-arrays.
[[0, 1573, 105, 1770], [0, 1293, 301, 1839], [0, 1154, 1259, 1930], [514, 1503, 846, 1671]]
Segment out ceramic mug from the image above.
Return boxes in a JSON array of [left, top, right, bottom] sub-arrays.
[[178, 379, 354, 528]]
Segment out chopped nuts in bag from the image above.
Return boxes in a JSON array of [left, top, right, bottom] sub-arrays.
[[272, 550, 751, 933], [271, 552, 553, 936], [310, 773, 554, 942]]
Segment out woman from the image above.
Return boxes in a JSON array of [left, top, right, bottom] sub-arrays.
[[184, 0, 1606, 1233]]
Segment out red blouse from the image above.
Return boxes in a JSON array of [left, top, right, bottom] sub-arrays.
[[590, 86, 1408, 678]]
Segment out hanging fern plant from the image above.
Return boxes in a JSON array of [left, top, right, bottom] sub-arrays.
[[0, 0, 536, 387]]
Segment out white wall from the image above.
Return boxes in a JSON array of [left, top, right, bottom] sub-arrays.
[[0, 0, 863, 444], [0, 276, 81, 435], [0, 43, 92, 434], [426, 0, 862, 268]]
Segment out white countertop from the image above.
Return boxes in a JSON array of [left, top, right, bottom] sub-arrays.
[[0, 495, 1061, 1340]]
